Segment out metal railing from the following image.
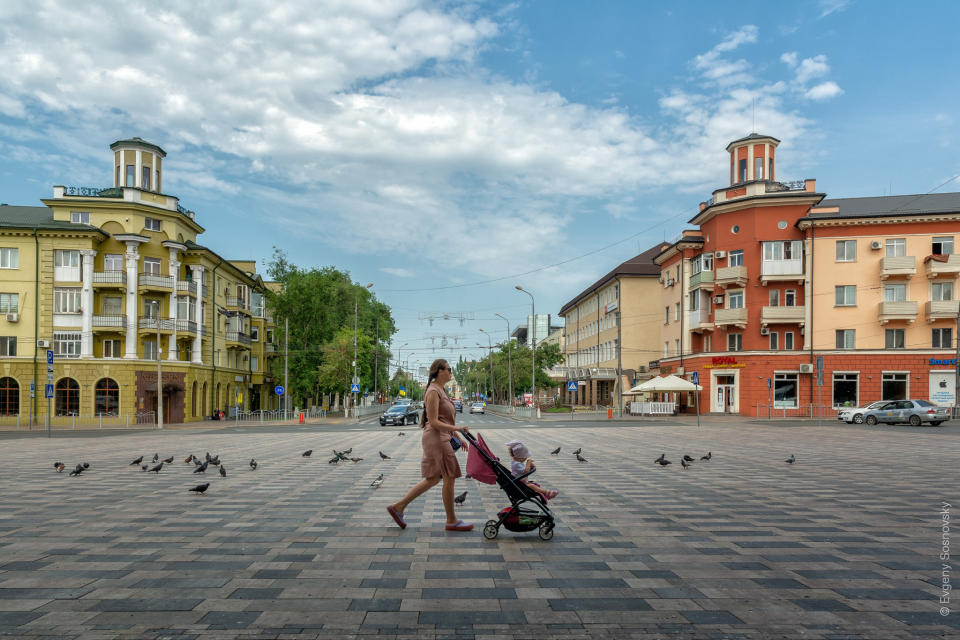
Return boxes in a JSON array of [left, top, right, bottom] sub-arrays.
[[225, 296, 249, 310], [139, 316, 175, 331], [93, 315, 126, 328], [139, 273, 173, 289], [176, 319, 197, 334], [755, 403, 841, 419], [63, 186, 123, 198], [93, 271, 126, 285], [0, 412, 158, 430], [177, 280, 198, 295], [225, 330, 252, 344]]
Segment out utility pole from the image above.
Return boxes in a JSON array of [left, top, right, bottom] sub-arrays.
[[478, 329, 493, 403], [374, 316, 379, 404], [495, 313, 511, 409], [515, 286, 536, 412], [617, 310, 622, 417], [156, 315, 163, 429], [284, 316, 289, 419]]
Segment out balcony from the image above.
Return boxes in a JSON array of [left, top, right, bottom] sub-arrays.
[[878, 301, 918, 324], [93, 271, 126, 287], [177, 280, 198, 296], [138, 316, 175, 332], [225, 330, 252, 346], [688, 270, 714, 290], [687, 308, 713, 332], [92, 315, 126, 331], [176, 319, 197, 334], [266, 343, 276, 353], [761, 305, 806, 325], [225, 296, 250, 313], [714, 307, 748, 328], [760, 258, 804, 285], [926, 300, 959, 322], [925, 255, 960, 278], [880, 256, 916, 280], [139, 273, 174, 290], [715, 265, 748, 288]]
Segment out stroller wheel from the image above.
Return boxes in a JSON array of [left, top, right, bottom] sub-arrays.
[[483, 520, 499, 540], [538, 522, 554, 541]]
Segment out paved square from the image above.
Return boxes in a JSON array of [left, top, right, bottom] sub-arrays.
[[0, 419, 956, 639]]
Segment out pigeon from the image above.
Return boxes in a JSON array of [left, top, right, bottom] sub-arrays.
[[785, 454, 795, 464], [681, 458, 691, 470], [148, 462, 163, 474], [576, 453, 588, 463], [141, 464, 148, 471], [69, 464, 84, 476], [379, 451, 391, 460], [193, 461, 208, 473], [249, 459, 257, 470], [54, 461, 66, 472], [130, 456, 143, 466], [656, 458, 672, 467], [551, 447, 561, 455], [655, 453, 665, 464], [397, 432, 405, 436], [205, 452, 212, 462], [700, 452, 712, 461], [343, 448, 353, 455], [454, 491, 468, 504], [334, 450, 349, 461], [82, 462, 89, 469], [682, 455, 695, 462], [163, 456, 174, 464], [219, 465, 226, 478], [350, 457, 363, 463], [152, 453, 159, 463], [209, 458, 220, 467], [193, 457, 202, 467], [184, 455, 194, 463], [328, 456, 340, 464], [572, 447, 582, 456], [302, 450, 313, 457], [189, 483, 210, 494], [370, 474, 384, 488]]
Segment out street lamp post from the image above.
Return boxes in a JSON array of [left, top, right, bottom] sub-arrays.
[[478, 329, 494, 403], [353, 283, 373, 416], [494, 313, 511, 409], [155, 314, 163, 430], [515, 286, 536, 412]]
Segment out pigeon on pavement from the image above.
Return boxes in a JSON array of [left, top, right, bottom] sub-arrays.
[[141, 464, 148, 471], [370, 474, 384, 488], [682, 455, 695, 462], [193, 461, 208, 473], [189, 483, 210, 494], [454, 491, 468, 504], [209, 456, 220, 466], [328, 456, 339, 464], [152, 453, 159, 463], [69, 464, 84, 476], [130, 456, 143, 466], [302, 450, 313, 457], [350, 457, 363, 463], [184, 455, 194, 463], [576, 453, 588, 463], [249, 459, 257, 470], [163, 456, 174, 464], [681, 458, 691, 469], [379, 451, 391, 460], [700, 452, 712, 461], [785, 454, 796, 464], [219, 465, 226, 478], [193, 457, 202, 466], [551, 447, 561, 455], [656, 458, 672, 466], [655, 453, 665, 464], [572, 447, 582, 456], [148, 462, 164, 474]]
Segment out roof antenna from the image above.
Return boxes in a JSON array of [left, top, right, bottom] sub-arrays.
[[752, 98, 757, 133]]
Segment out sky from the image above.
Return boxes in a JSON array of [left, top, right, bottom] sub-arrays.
[[1, 0, 958, 376]]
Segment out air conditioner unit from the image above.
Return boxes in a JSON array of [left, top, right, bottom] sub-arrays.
[[759, 327, 769, 335], [675, 367, 684, 375], [715, 250, 727, 258], [666, 278, 675, 286], [5, 313, 18, 322], [870, 241, 882, 250], [37, 339, 50, 348], [800, 326, 805, 335], [799, 363, 814, 373], [658, 275, 664, 284], [713, 296, 724, 304]]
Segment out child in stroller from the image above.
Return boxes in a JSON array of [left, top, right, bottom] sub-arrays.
[[505, 440, 559, 500]]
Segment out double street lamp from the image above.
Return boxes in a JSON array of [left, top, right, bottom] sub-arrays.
[[478, 328, 494, 403], [353, 283, 373, 414], [494, 313, 511, 409], [515, 286, 536, 409]]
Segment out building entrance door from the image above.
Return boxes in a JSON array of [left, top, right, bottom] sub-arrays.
[[716, 375, 736, 413]]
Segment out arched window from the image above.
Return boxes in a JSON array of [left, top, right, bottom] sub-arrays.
[[55, 378, 80, 416], [191, 381, 197, 417], [94, 378, 119, 416], [0, 377, 18, 416], [202, 382, 207, 416]]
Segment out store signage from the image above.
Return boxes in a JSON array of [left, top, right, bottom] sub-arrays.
[[930, 358, 957, 366], [712, 356, 737, 365]]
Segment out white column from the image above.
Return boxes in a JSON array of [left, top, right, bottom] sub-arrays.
[[124, 243, 140, 359], [747, 144, 755, 181], [168, 248, 180, 361], [135, 150, 142, 189], [80, 250, 96, 358], [191, 265, 204, 363]]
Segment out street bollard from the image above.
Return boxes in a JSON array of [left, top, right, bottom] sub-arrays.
[[299, 412, 304, 424], [607, 408, 613, 420]]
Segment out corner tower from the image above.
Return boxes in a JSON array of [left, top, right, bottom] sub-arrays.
[[726, 133, 779, 185], [110, 137, 167, 193]]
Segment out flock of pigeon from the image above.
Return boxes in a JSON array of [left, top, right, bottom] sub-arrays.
[[649, 451, 797, 469], [549, 446, 588, 462]]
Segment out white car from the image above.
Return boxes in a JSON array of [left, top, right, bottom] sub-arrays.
[[469, 402, 485, 415], [837, 401, 890, 424]]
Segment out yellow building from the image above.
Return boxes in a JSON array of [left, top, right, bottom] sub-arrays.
[[0, 137, 277, 425]]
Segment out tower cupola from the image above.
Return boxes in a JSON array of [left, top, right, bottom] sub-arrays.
[[726, 133, 779, 186], [110, 137, 166, 193]]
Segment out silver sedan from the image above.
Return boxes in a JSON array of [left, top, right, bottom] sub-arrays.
[[861, 399, 950, 426]]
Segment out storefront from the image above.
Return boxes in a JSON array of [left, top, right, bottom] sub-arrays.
[[929, 358, 957, 407]]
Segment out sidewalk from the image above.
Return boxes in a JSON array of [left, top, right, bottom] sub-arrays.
[[0, 414, 357, 433]]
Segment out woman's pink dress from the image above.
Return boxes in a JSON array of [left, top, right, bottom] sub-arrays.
[[420, 384, 461, 479]]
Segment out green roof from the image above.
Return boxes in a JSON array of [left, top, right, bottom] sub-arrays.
[[110, 137, 167, 157], [0, 205, 104, 234]]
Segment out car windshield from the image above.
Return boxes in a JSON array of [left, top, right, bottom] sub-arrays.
[[472, 403, 483, 407], [386, 406, 405, 414], [865, 402, 887, 409]]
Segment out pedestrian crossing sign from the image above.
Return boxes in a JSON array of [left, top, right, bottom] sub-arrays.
[[567, 381, 578, 391], [350, 383, 360, 393]]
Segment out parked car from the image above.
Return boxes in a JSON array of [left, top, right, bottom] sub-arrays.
[[860, 399, 950, 426], [453, 399, 463, 413], [469, 402, 485, 415], [837, 401, 890, 424], [380, 404, 419, 426]]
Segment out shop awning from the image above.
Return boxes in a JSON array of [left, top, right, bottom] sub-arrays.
[[628, 374, 701, 393]]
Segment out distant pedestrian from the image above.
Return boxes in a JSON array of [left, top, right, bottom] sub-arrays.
[[388, 359, 472, 531]]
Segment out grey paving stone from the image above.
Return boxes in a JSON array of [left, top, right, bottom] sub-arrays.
[[197, 610, 262, 628], [833, 588, 932, 600], [420, 588, 517, 599], [86, 598, 203, 611], [418, 611, 526, 626], [680, 610, 745, 624], [547, 598, 652, 611], [750, 578, 808, 589], [227, 588, 284, 600], [791, 599, 857, 612]]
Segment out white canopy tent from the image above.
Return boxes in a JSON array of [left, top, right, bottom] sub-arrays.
[[628, 374, 702, 394]]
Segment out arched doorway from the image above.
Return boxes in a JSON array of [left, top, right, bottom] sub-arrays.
[[94, 378, 119, 416], [0, 377, 18, 416], [191, 380, 197, 417], [55, 378, 80, 416], [202, 382, 207, 416], [216, 382, 221, 412]]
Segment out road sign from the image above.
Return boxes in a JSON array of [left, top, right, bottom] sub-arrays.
[[29, 381, 34, 398], [691, 372, 699, 385], [274, 385, 284, 396], [567, 381, 578, 391], [46, 350, 54, 365], [44, 384, 54, 399], [816, 355, 824, 371], [350, 383, 360, 393], [766, 377, 772, 389], [47, 373, 54, 382]]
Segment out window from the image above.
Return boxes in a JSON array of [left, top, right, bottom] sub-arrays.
[[738, 159, 747, 182], [884, 283, 906, 302], [675, 303, 680, 321], [0, 377, 18, 415], [728, 291, 744, 309], [755, 157, 763, 179], [836, 329, 855, 349], [763, 241, 800, 261], [727, 333, 742, 352], [102, 296, 121, 316], [104, 253, 123, 271], [0, 337, 15, 356], [144, 339, 158, 361], [664, 342, 669, 357], [885, 328, 905, 349], [144, 299, 161, 318], [250, 326, 259, 341], [0, 248, 18, 269], [144, 217, 161, 232], [774, 373, 798, 408], [251, 356, 259, 371], [266, 329, 274, 344], [675, 338, 680, 355], [835, 240, 857, 261], [933, 328, 953, 349], [689, 292, 700, 311], [53, 332, 81, 358], [95, 378, 119, 416], [769, 157, 774, 179], [691, 255, 702, 275], [702, 254, 713, 271], [933, 236, 954, 255], [55, 377, 80, 416], [769, 332, 778, 350], [54, 250, 80, 268], [664, 307, 670, 324], [932, 282, 954, 301], [882, 372, 908, 401], [177, 297, 196, 320], [143, 257, 161, 275], [125, 164, 135, 186], [835, 285, 856, 306], [833, 373, 858, 408], [70, 212, 90, 224], [54, 287, 81, 313], [0, 293, 18, 313], [102, 339, 118, 358], [142, 166, 151, 190], [784, 290, 796, 306], [704, 334, 712, 352], [769, 290, 779, 307], [885, 238, 906, 257], [784, 331, 794, 350], [729, 250, 744, 266]]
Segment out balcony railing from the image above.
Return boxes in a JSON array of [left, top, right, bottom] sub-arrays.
[[925, 254, 960, 278], [177, 280, 198, 295], [92, 315, 126, 329], [714, 307, 748, 327], [760, 258, 804, 282], [139, 273, 174, 289], [688, 270, 714, 289], [880, 256, 916, 279], [878, 301, 918, 323], [687, 308, 712, 331], [926, 300, 959, 321], [93, 271, 126, 286], [761, 305, 806, 324], [176, 319, 197, 334], [765, 180, 805, 193], [62, 185, 124, 198], [138, 317, 175, 331], [225, 330, 252, 345], [266, 343, 276, 353], [225, 296, 250, 311], [715, 265, 748, 287]]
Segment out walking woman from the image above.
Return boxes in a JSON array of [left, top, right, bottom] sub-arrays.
[[387, 359, 472, 531]]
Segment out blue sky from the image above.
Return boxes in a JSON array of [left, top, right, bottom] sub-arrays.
[[0, 0, 958, 375]]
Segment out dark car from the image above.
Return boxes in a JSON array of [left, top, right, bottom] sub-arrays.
[[380, 404, 419, 426], [453, 399, 463, 413]]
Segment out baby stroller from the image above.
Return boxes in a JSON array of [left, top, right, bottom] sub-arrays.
[[461, 430, 556, 541]]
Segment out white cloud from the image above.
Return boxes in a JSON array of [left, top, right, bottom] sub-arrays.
[[381, 267, 415, 278], [780, 52, 798, 68], [805, 81, 843, 100], [692, 25, 759, 85], [818, 0, 851, 18], [794, 54, 830, 84]]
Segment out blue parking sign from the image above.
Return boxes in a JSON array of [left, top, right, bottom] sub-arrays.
[[46, 350, 54, 365]]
